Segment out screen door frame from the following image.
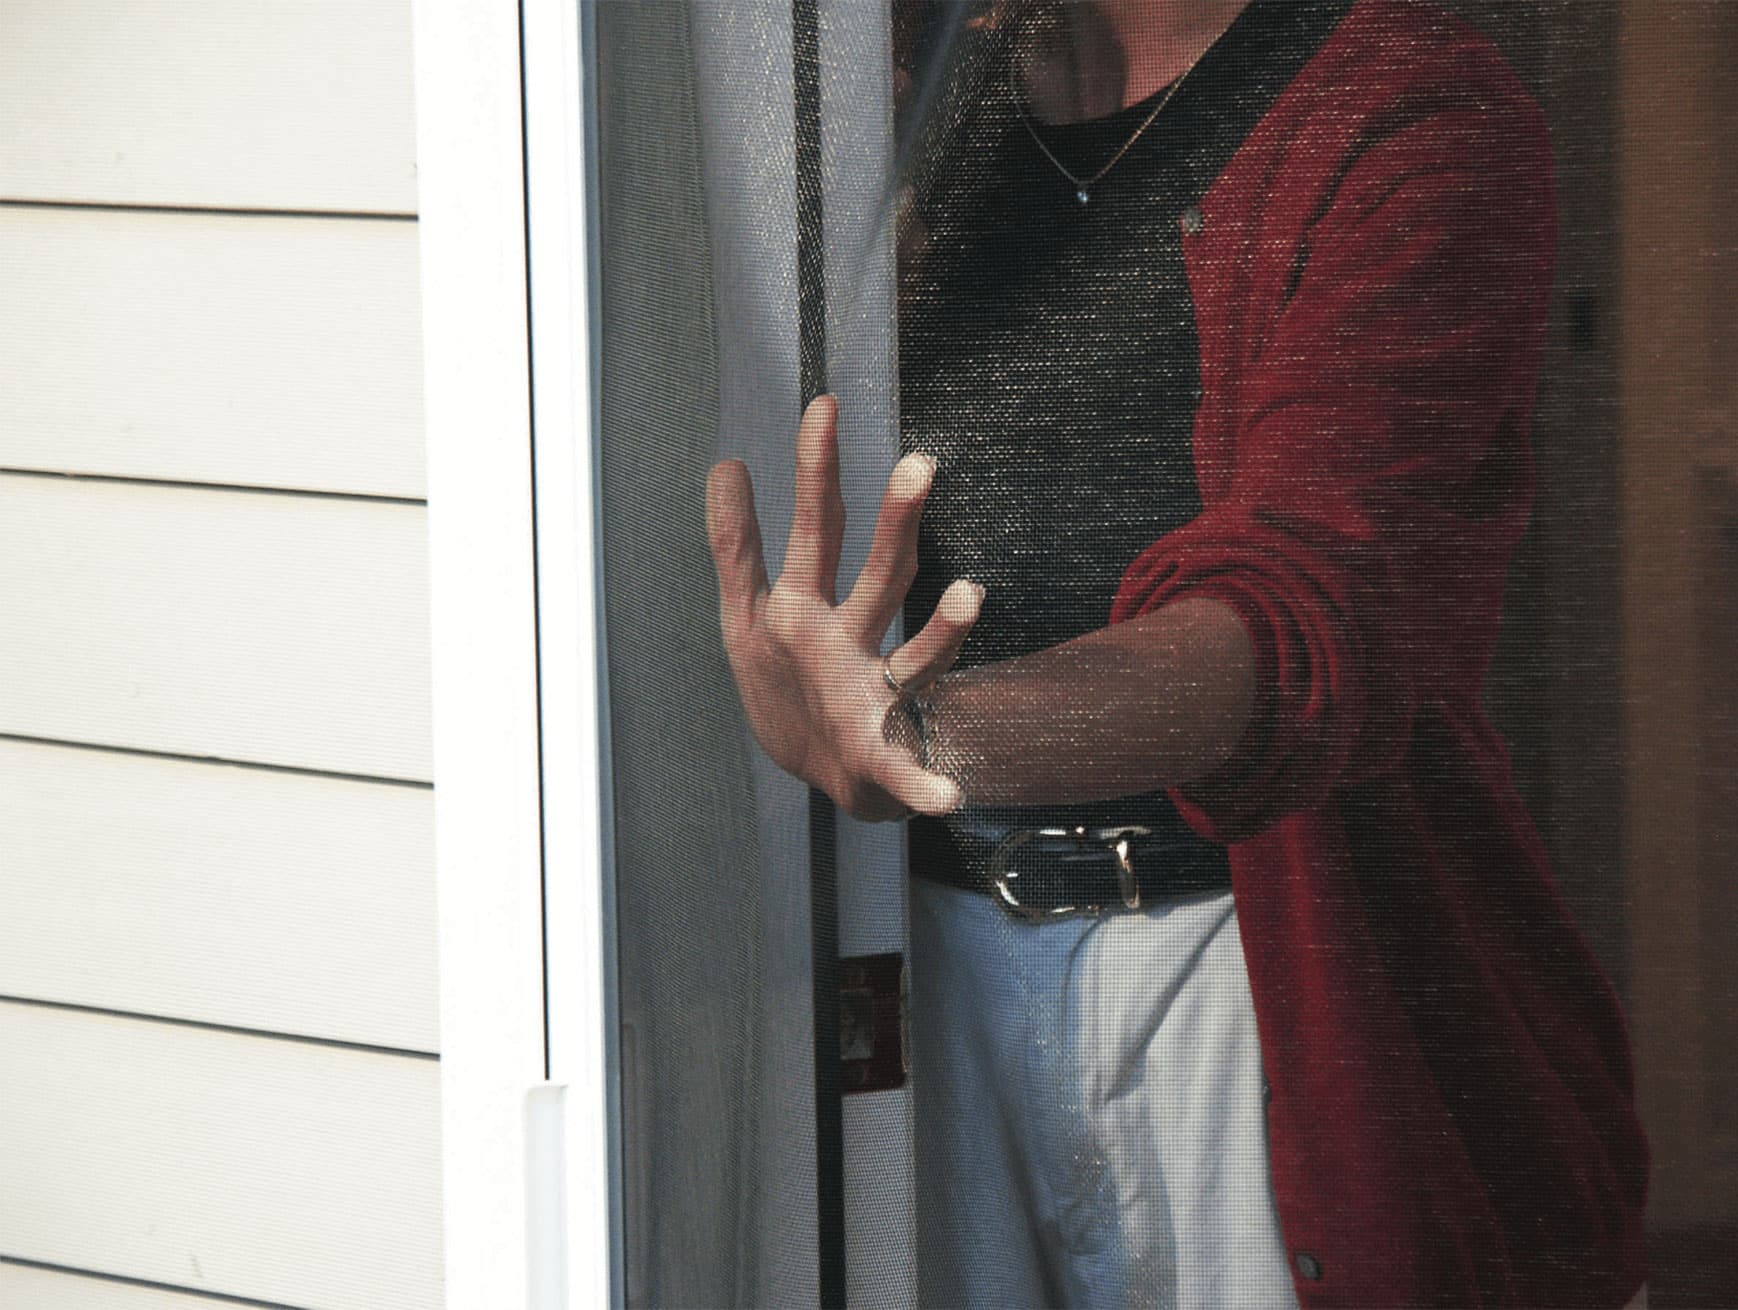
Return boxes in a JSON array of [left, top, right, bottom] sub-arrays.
[[414, 1, 916, 1304], [414, 0, 617, 1304]]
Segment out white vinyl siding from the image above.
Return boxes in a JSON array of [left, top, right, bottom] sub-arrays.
[[0, 206, 425, 498], [0, 0, 439, 1302], [0, 0, 416, 213], [0, 476, 432, 781], [0, 1003, 442, 1310], [0, 739, 437, 1052]]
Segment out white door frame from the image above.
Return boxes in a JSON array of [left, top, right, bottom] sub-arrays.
[[411, 0, 615, 1305]]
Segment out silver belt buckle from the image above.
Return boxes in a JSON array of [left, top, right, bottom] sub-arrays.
[[987, 824, 1152, 923]]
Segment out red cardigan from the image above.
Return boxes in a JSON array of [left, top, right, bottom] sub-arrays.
[[1108, 2, 1650, 1305]]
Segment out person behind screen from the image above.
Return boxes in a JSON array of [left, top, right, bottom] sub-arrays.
[[707, 0, 1649, 1304]]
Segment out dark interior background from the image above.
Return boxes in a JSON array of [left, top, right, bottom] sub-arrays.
[[1451, 3, 1737, 1303]]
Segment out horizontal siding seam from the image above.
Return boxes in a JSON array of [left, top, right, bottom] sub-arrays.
[[0, 467, 427, 508], [0, 733, 434, 790], [0, 1255, 308, 1309], [0, 197, 416, 223], [0, 995, 439, 1061]]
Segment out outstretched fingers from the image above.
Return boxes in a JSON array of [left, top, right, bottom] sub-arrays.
[[787, 394, 847, 601], [706, 458, 770, 647], [886, 577, 983, 691], [841, 451, 937, 641]]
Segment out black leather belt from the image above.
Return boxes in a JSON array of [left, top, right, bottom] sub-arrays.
[[909, 800, 1233, 921]]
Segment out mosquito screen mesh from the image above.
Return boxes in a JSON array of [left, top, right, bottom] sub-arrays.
[[595, 0, 1732, 1305], [597, 6, 813, 1305]]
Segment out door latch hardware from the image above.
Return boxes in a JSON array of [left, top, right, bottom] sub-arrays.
[[840, 951, 907, 1094]]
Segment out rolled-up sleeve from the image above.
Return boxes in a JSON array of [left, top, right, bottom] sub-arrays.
[[1111, 76, 1558, 842]]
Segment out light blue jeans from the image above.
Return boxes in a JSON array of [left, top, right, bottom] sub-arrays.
[[910, 878, 1299, 1309]]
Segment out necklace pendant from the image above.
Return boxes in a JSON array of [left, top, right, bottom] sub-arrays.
[[1075, 187, 1090, 206]]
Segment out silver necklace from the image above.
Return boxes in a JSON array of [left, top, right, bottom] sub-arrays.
[[1009, 58, 1196, 206]]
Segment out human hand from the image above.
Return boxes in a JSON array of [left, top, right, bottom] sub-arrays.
[[706, 395, 983, 821]]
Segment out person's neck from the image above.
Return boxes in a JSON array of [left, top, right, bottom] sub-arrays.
[[1016, 0, 1254, 125]]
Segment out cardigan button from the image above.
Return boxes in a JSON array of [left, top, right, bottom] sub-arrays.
[[1296, 1252, 1323, 1281], [1180, 204, 1205, 236]]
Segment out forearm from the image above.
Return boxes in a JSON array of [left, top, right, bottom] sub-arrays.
[[910, 596, 1257, 806]]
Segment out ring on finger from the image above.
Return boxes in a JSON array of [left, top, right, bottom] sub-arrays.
[[882, 652, 915, 697]]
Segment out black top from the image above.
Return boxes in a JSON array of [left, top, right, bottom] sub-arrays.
[[900, 75, 1205, 667], [897, 0, 1353, 854]]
